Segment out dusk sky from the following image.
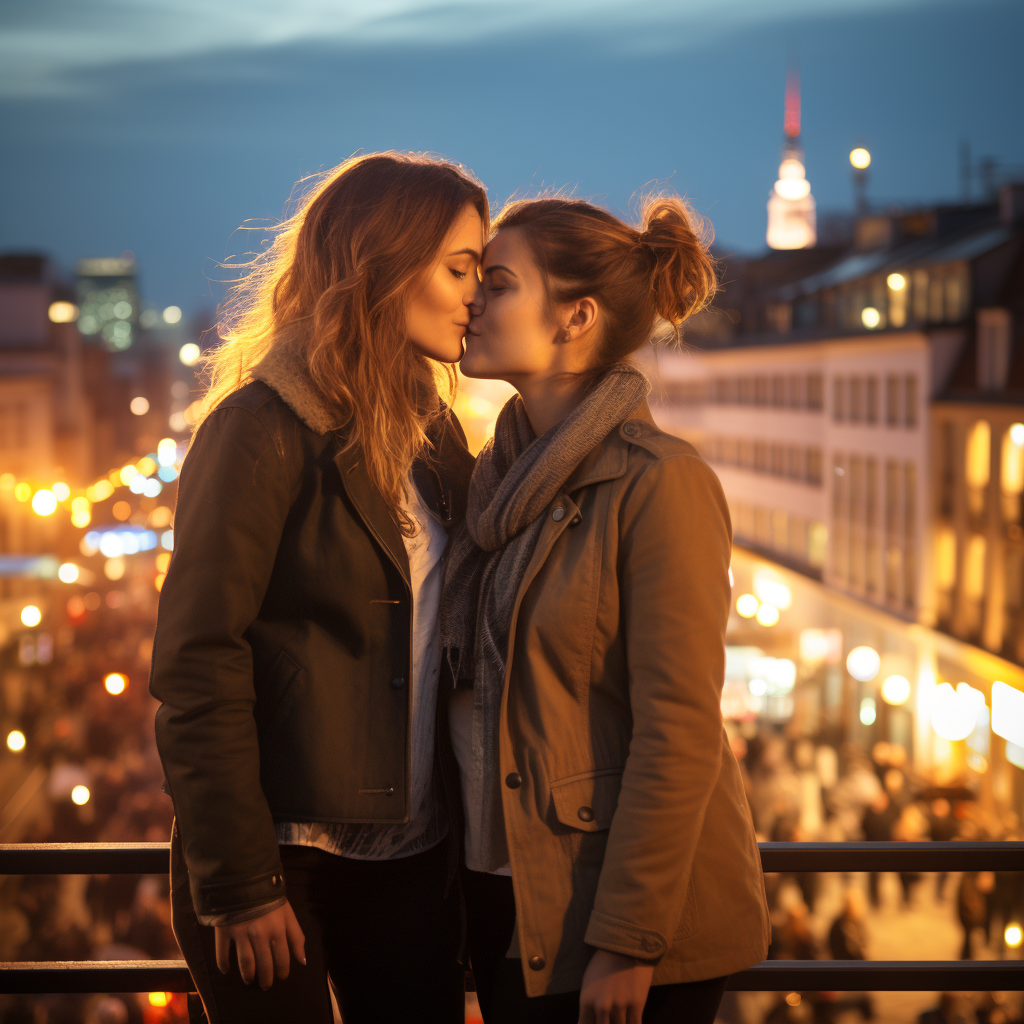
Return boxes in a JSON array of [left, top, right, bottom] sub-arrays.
[[1, 0, 1020, 318]]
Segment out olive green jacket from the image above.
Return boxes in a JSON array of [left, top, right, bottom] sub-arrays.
[[498, 402, 770, 996]]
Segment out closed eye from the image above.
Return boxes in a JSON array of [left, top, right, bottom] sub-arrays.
[[450, 268, 467, 280]]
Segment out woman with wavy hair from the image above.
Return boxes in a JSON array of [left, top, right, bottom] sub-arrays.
[[150, 151, 487, 1023], [443, 195, 770, 1023]]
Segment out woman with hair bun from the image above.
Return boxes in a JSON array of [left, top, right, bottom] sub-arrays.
[[443, 195, 770, 1023], [151, 151, 487, 1023]]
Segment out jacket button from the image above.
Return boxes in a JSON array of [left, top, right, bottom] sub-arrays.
[[505, 772, 522, 789], [577, 806, 594, 822], [528, 955, 546, 971], [551, 507, 565, 522], [390, 677, 406, 690], [622, 421, 639, 437], [271, 874, 282, 887]]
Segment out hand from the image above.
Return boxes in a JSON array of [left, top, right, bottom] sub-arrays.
[[214, 901, 306, 989], [578, 948, 655, 1024]]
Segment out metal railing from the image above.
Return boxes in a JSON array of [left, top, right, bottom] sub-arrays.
[[0, 842, 1021, 994]]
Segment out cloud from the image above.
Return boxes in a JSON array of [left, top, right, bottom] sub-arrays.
[[1, 0, 934, 98]]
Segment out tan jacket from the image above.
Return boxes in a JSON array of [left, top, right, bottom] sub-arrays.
[[498, 402, 770, 996]]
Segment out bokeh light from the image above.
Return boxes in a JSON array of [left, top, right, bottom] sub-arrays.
[[850, 147, 871, 169], [179, 342, 201, 366], [6, 730, 26, 753], [31, 489, 57, 516], [58, 562, 80, 583], [104, 673, 127, 695], [71, 785, 91, 806], [20, 605, 42, 627]]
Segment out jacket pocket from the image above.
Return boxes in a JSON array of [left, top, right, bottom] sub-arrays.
[[550, 768, 623, 833]]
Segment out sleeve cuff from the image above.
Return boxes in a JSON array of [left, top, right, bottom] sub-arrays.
[[197, 896, 287, 928], [584, 910, 668, 961]]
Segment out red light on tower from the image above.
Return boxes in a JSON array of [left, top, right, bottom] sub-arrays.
[[784, 67, 800, 139]]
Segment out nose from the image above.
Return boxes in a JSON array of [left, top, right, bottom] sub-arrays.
[[468, 278, 485, 317]]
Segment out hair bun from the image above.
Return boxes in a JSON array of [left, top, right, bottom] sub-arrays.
[[639, 197, 717, 326]]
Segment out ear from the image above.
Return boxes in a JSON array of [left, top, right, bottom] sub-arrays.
[[563, 297, 600, 342]]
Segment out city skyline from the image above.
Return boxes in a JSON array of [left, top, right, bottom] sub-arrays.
[[0, 0, 1020, 317]]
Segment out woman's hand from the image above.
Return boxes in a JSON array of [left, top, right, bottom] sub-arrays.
[[214, 901, 306, 989], [578, 949, 655, 1024]]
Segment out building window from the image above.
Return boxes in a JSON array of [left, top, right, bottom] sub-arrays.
[[832, 454, 848, 582], [849, 455, 865, 588], [928, 273, 945, 322], [737, 377, 753, 404], [770, 443, 786, 476], [754, 441, 768, 472], [886, 375, 900, 426], [912, 269, 929, 322], [754, 507, 771, 546], [904, 374, 918, 428], [806, 373, 824, 411], [755, 376, 769, 406], [808, 522, 827, 568], [740, 439, 755, 469], [849, 377, 863, 423], [940, 421, 956, 517], [788, 515, 807, 560], [885, 460, 901, 603], [866, 457, 879, 595], [1001, 426, 1024, 523], [935, 525, 956, 626], [866, 376, 878, 424], [787, 446, 803, 480], [946, 263, 970, 321], [904, 462, 917, 610], [771, 376, 786, 407], [963, 533, 987, 636], [965, 419, 991, 518], [788, 374, 803, 408], [833, 377, 846, 422], [806, 447, 823, 486], [977, 308, 1012, 391]]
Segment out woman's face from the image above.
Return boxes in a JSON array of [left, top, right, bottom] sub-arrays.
[[405, 202, 485, 363], [460, 227, 568, 381]]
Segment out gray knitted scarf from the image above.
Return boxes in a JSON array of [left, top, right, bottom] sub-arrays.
[[440, 363, 651, 871]]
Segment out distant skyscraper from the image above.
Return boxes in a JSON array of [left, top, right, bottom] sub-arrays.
[[766, 68, 817, 250], [75, 257, 141, 351]]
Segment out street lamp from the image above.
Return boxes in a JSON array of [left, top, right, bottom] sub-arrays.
[[850, 147, 871, 215]]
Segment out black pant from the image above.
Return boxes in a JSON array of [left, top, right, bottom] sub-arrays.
[[461, 868, 728, 1024], [170, 820, 464, 1023]]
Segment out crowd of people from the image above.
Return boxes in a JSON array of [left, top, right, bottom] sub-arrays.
[[726, 727, 1024, 1024], [1, 590, 1022, 1024], [0, 571, 187, 1024]]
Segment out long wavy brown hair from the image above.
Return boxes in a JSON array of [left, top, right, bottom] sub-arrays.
[[200, 151, 489, 531]]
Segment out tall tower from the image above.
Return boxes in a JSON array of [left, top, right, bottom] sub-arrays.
[[766, 67, 817, 250]]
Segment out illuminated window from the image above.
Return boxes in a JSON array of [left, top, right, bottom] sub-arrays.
[[1002, 425, 1024, 523], [964, 534, 987, 601], [885, 460, 901, 603], [808, 522, 828, 568], [936, 527, 957, 590], [806, 448, 823, 486], [772, 509, 789, 551], [965, 420, 991, 516]]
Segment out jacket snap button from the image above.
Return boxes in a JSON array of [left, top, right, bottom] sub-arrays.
[[505, 772, 522, 789], [528, 955, 546, 971], [551, 507, 565, 522], [271, 874, 282, 887], [622, 421, 639, 437], [390, 677, 406, 690], [577, 806, 594, 822]]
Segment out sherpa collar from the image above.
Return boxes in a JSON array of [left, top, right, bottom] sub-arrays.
[[251, 340, 339, 435]]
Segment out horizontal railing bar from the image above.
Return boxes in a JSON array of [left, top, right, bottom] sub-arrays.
[[1, 841, 1022, 876], [1, 960, 1020, 995], [727, 960, 1024, 992], [758, 841, 1024, 872]]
